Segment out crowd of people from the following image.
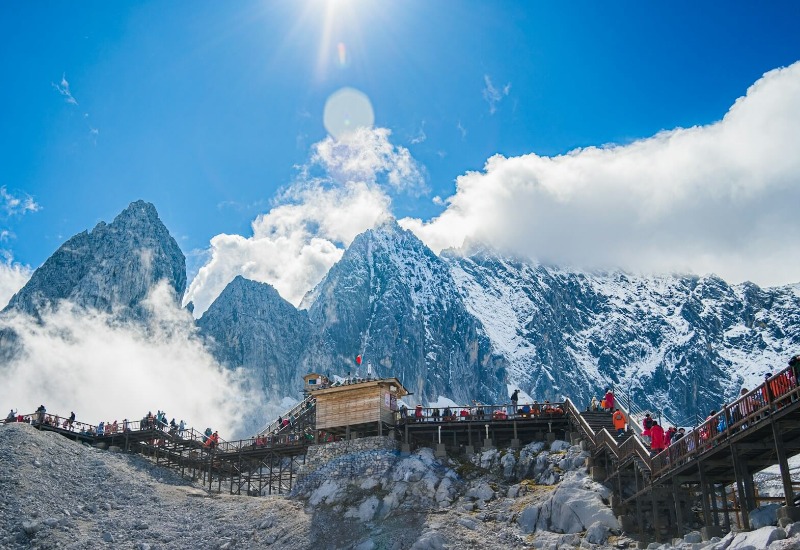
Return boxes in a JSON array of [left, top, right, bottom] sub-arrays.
[[596, 355, 800, 459], [2, 405, 218, 448], [399, 398, 566, 423]]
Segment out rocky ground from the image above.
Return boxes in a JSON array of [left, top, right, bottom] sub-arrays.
[[3, 422, 800, 549]]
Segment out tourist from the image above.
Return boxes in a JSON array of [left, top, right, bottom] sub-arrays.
[[443, 406, 453, 421], [612, 409, 626, 437], [665, 426, 677, 445], [510, 389, 519, 414], [415, 404, 424, 422], [431, 408, 441, 421], [604, 389, 615, 412], [179, 420, 185, 437], [205, 431, 219, 450], [590, 397, 598, 411], [649, 421, 665, 455], [35, 404, 46, 424], [5, 409, 15, 423]]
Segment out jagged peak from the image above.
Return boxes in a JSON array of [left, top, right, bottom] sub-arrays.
[[372, 214, 400, 232], [222, 275, 281, 298], [119, 199, 160, 219]]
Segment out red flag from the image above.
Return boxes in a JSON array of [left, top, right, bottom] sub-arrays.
[[356, 354, 362, 365]]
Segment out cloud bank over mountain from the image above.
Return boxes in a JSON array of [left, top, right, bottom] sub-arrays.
[[405, 62, 800, 285], [0, 260, 30, 310], [186, 62, 800, 312], [0, 282, 259, 438]]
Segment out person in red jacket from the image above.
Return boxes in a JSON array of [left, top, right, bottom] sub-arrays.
[[649, 422, 665, 455], [604, 390, 615, 412], [665, 426, 677, 446]]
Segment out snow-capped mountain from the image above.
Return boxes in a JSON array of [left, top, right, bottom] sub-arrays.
[[444, 248, 800, 424], [3, 200, 186, 320], [6, 199, 799, 428], [297, 218, 507, 405]]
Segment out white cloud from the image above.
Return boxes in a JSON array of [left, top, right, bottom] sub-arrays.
[[0, 282, 261, 439], [482, 75, 511, 115], [184, 127, 420, 315], [1, 187, 40, 216], [185, 180, 391, 315], [0, 256, 31, 309], [310, 127, 426, 194], [402, 62, 800, 287], [52, 73, 78, 105]]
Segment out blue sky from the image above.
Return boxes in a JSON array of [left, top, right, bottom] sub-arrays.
[[2, 1, 800, 310]]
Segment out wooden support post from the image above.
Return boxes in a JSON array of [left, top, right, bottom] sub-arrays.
[[710, 482, 720, 527], [719, 484, 731, 532], [208, 453, 213, 492], [634, 467, 645, 541], [699, 465, 713, 527], [730, 443, 750, 530], [289, 451, 295, 492], [673, 478, 684, 536], [268, 454, 273, 496], [651, 490, 661, 541], [771, 420, 795, 507]]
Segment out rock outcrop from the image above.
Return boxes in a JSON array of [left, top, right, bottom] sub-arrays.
[[197, 275, 311, 400]]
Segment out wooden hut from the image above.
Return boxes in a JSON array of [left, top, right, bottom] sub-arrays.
[[311, 378, 409, 438]]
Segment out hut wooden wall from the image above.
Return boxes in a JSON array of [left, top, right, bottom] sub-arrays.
[[316, 385, 383, 430]]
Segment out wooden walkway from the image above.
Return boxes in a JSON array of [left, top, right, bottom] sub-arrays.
[[15, 407, 318, 496], [571, 361, 800, 543]]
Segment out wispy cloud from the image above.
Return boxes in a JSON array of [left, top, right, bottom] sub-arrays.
[[52, 74, 99, 142], [1, 187, 40, 217], [482, 75, 511, 115], [52, 73, 78, 105], [410, 121, 427, 144], [457, 120, 467, 140]]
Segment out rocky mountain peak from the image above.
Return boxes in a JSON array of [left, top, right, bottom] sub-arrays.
[[3, 200, 186, 320]]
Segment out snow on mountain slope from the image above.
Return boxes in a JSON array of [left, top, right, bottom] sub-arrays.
[[444, 248, 800, 425]]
